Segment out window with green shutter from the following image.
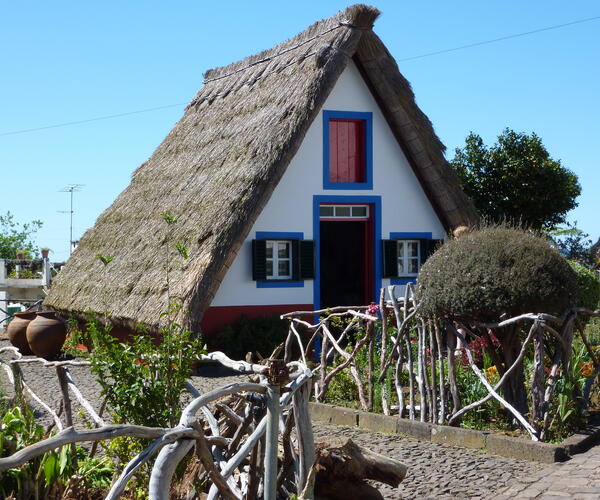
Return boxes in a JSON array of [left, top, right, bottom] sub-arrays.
[[382, 233, 443, 282], [252, 232, 314, 287]]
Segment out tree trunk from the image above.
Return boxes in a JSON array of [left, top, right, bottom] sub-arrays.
[[497, 325, 529, 416]]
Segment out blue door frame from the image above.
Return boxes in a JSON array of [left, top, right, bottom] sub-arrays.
[[312, 195, 382, 311]]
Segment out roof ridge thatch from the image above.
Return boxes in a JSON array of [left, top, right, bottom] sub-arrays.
[[45, 4, 478, 332], [203, 4, 380, 84]]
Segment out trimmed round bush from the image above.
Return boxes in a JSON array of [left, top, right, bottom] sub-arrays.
[[416, 226, 578, 320], [568, 260, 600, 310]]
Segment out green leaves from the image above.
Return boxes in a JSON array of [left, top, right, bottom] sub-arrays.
[[96, 254, 113, 266], [0, 211, 43, 259], [83, 315, 205, 428], [451, 129, 581, 229], [42, 452, 59, 487], [173, 241, 189, 260], [161, 211, 178, 225]]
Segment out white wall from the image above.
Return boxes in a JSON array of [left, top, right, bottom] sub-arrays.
[[210, 61, 446, 307]]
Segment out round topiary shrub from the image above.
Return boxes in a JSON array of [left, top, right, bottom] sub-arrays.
[[568, 261, 600, 311], [416, 226, 578, 321]]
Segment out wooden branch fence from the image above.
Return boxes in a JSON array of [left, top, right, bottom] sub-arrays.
[[282, 285, 600, 442], [0, 346, 321, 499]]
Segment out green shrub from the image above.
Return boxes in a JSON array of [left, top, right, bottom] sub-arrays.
[[569, 260, 600, 310], [416, 226, 578, 320], [217, 314, 288, 360]]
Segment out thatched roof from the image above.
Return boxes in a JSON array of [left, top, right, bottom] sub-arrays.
[[45, 4, 479, 331]]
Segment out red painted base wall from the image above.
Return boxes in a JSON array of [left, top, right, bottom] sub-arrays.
[[200, 304, 313, 340]]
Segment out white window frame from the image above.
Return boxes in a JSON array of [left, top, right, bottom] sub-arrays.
[[266, 240, 292, 280], [319, 204, 370, 219], [397, 240, 420, 277]]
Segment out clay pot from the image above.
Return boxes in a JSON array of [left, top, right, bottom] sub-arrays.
[[26, 311, 67, 360], [6, 311, 36, 355]]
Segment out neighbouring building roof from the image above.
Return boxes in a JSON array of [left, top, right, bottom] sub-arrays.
[[45, 4, 479, 331]]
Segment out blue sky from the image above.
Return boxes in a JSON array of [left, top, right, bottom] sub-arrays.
[[1, 1, 598, 261]]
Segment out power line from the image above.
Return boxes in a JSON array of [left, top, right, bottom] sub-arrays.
[[0, 103, 186, 137], [0, 14, 598, 137], [397, 15, 600, 62]]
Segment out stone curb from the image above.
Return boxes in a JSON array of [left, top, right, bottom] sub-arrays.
[[309, 402, 600, 463]]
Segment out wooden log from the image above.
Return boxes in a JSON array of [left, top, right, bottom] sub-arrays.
[[281, 305, 371, 317], [55, 366, 77, 461], [64, 368, 105, 426], [531, 323, 545, 432], [200, 352, 268, 375], [378, 288, 390, 416], [417, 321, 427, 422], [313, 438, 407, 500], [293, 381, 316, 494], [367, 320, 375, 411], [405, 335, 416, 420], [427, 320, 437, 423], [446, 328, 460, 417], [277, 411, 298, 494], [191, 421, 239, 500], [0, 425, 183, 470]]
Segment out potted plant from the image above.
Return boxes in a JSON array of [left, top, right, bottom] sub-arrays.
[[40, 248, 51, 259], [16, 249, 28, 260]]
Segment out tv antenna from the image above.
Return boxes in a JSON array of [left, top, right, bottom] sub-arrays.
[[59, 184, 84, 255]]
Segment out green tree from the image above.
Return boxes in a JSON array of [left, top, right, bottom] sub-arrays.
[[451, 129, 581, 229], [549, 222, 595, 269], [0, 211, 43, 259]]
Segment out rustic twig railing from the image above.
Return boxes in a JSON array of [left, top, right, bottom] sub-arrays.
[[0, 346, 318, 499], [282, 285, 600, 442]]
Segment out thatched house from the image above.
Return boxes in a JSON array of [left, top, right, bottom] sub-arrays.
[[45, 4, 478, 338]]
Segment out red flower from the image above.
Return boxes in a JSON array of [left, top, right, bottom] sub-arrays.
[[366, 303, 379, 316]]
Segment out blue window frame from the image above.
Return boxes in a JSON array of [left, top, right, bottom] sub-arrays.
[[389, 232, 432, 285], [323, 110, 373, 190], [255, 231, 305, 288]]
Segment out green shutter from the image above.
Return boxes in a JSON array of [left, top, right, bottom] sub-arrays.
[[299, 240, 315, 279], [252, 239, 267, 281], [291, 240, 301, 280], [382, 240, 398, 278]]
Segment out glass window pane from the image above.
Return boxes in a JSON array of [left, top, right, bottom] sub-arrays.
[[320, 206, 334, 217], [278, 242, 289, 258], [351, 206, 367, 217], [398, 259, 404, 275], [408, 241, 419, 257], [397, 241, 404, 256], [265, 243, 273, 258], [278, 261, 290, 276], [335, 206, 351, 217], [266, 260, 273, 277], [408, 259, 419, 274]]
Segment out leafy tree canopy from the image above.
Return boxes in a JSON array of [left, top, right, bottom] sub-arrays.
[[0, 211, 43, 259], [548, 222, 596, 269], [451, 129, 581, 229]]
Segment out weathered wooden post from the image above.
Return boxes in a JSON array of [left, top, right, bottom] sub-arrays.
[[265, 358, 288, 500]]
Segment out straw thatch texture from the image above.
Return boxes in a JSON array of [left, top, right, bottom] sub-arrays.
[[45, 4, 478, 332]]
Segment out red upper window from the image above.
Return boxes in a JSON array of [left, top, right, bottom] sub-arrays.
[[329, 119, 366, 183]]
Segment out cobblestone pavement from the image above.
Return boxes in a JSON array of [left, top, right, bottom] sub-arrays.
[[2, 338, 598, 499], [496, 447, 600, 500], [312, 423, 543, 499]]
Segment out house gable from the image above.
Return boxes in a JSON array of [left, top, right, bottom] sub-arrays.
[[45, 5, 477, 334], [206, 61, 446, 320]]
